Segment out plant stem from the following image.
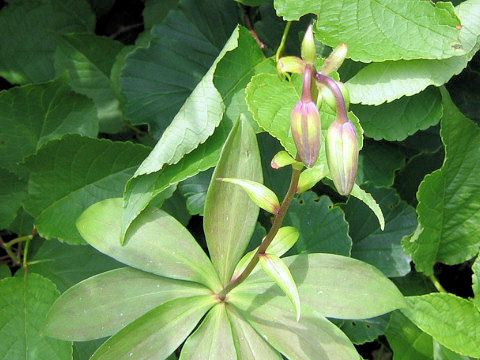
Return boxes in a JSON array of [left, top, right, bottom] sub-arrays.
[[23, 235, 32, 271], [3, 235, 32, 248], [218, 165, 302, 300], [275, 21, 292, 63], [314, 72, 348, 122], [0, 235, 19, 266], [429, 274, 446, 293]]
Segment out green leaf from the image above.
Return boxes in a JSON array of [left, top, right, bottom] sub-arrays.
[[352, 87, 443, 141], [230, 292, 360, 360], [402, 293, 480, 357], [0, 0, 95, 84], [297, 164, 329, 193], [45, 267, 210, 341], [24, 239, 121, 292], [178, 170, 212, 216], [217, 178, 280, 214], [0, 78, 98, 177], [234, 253, 406, 319], [121, 26, 273, 243], [121, 0, 239, 137], [259, 254, 301, 321], [143, 0, 179, 29], [343, 185, 417, 277], [23, 135, 150, 244], [90, 295, 215, 360], [179, 304, 236, 360], [54, 33, 124, 133], [340, 315, 390, 345], [0, 263, 11, 279], [226, 305, 283, 360], [285, 192, 352, 256], [403, 89, 480, 275], [350, 184, 385, 231], [0, 168, 27, 228], [77, 198, 221, 291], [356, 142, 406, 187], [74, 338, 106, 360], [472, 256, 480, 308], [204, 117, 262, 285], [0, 273, 72, 359]]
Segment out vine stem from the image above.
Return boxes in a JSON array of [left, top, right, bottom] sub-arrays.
[[218, 165, 302, 300], [429, 274, 446, 293], [3, 235, 32, 248], [314, 72, 348, 123], [0, 235, 20, 266], [275, 21, 292, 63]]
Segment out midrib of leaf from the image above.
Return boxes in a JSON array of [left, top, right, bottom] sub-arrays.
[[23, 277, 28, 360], [38, 85, 62, 147]]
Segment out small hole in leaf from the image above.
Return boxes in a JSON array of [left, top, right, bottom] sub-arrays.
[[366, 324, 371, 328], [351, 321, 357, 326], [298, 200, 304, 205], [313, 198, 320, 203]]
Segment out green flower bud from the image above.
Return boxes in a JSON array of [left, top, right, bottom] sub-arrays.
[[271, 150, 303, 170], [301, 25, 316, 64], [321, 43, 348, 76], [291, 99, 321, 168], [318, 81, 350, 113], [277, 56, 305, 75], [326, 119, 358, 195]]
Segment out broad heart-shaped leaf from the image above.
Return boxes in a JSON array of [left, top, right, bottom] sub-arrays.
[[121, 0, 239, 137], [473, 256, 480, 309], [24, 239, 121, 292], [356, 142, 406, 187], [284, 192, 352, 256], [179, 304, 236, 360], [90, 295, 215, 360], [0, 0, 95, 84], [402, 293, 480, 357], [0, 77, 98, 177], [23, 135, 151, 245], [259, 254, 301, 321], [352, 87, 443, 141], [403, 89, 480, 275], [121, 27, 274, 243], [230, 292, 360, 360], [0, 273, 72, 359], [0, 168, 27, 228], [233, 253, 406, 319], [54, 33, 124, 133], [77, 198, 222, 291], [343, 184, 417, 277], [44, 267, 210, 341], [226, 305, 283, 360], [204, 117, 262, 285]]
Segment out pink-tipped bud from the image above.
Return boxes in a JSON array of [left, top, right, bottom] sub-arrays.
[[277, 56, 305, 75], [291, 99, 321, 167], [326, 119, 358, 195], [301, 25, 316, 64], [321, 43, 348, 76]]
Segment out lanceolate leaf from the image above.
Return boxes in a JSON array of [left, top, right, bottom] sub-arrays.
[[472, 256, 480, 309], [402, 294, 480, 357], [179, 304, 236, 360], [403, 89, 480, 274], [54, 33, 125, 133], [44, 268, 210, 341], [90, 296, 215, 360], [0, 0, 95, 83], [121, 27, 273, 243], [0, 274, 72, 360], [259, 254, 301, 321], [204, 117, 262, 285], [0, 78, 98, 177], [234, 253, 406, 320], [23, 135, 151, 245], [77, 198, 222, 291]]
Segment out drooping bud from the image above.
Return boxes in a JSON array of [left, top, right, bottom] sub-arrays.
[[321, 43, 348, 76], [318, 81, 350, 113], [291, 65, 321, 167], [325, 119, 358, 196], [277, 56, 305, 75], [301, 25, 316, 64]]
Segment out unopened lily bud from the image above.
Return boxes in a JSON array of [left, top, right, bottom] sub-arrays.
[[326, 119, 358, 195], [291, 99, 321, 167], [318, 81, 350, 112], [301, 25, 316, 64], [277, 56, 305, 75], [321, 43, 348, 76]]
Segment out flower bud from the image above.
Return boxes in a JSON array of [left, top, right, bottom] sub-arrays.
[[326, 119, 358, 195], [291, 99, 321, 167], [318, 81, 350, 113], [277, 56, 305, 75], [301, 25, 316, 64], [321, 43, 348, 76], [271, 151, 303, 170]]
